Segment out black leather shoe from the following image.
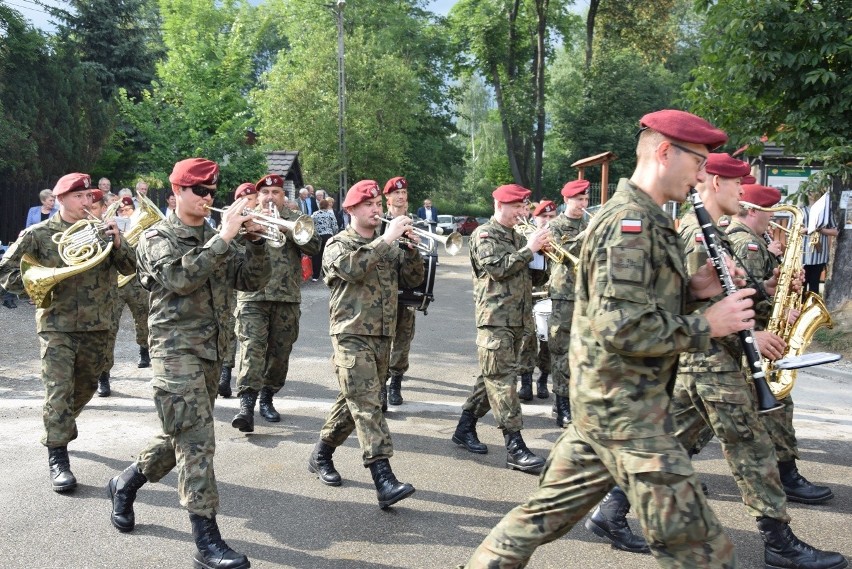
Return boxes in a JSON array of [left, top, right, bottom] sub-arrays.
[[231, 390, 257, 433], [137, 346, 151, 368], [379, 384, 388, 413], [258, 387, 280, 422], [757, 516, 848, 569], [536, 373, 549, 399], [190, 513, 251, 569], [218, 367, 232, 398], [553, 394, 571, 428], [97, 371, 111, 397], [108, 463, 147, 532], [518, 373, 533, 402], [504, 430, 544, 474], [778, 460, 833, 505], [452, 410, 488, 454], [308, 440, 342, 486], [388, 375, 403, 406], [48, 446, 77, 492], [368, 459, 415, 509], [585, 486, 650, 553], [2, 294, 17, 309]]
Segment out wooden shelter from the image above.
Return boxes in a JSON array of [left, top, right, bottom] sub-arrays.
[[571, 151, 617, 204]]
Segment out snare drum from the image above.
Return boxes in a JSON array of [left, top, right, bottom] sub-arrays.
[[533, 298, 552, 342], [398, 253, 437, 314]]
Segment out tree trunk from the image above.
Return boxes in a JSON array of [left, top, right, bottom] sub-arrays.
[[585, 0, 600, 69], [490, 64, 525, 185], [532, 0, 548, 200], [824, 179, 850, 311]]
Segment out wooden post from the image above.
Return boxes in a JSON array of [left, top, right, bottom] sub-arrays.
[[600, 162, 609, 204]]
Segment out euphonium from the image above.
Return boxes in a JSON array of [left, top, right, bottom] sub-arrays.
[[739, 201, 834, 399], [117, 194, 165, 287]]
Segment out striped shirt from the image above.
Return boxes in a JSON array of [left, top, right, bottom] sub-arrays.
[[801, 204, 836, 266]]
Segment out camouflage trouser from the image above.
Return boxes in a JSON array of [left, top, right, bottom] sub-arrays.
[[235, 301, 300, 395], [464, 424, 735, 569], [547, 299, 573, 397], [761, 394, 798, 462], [462, 325, 524, 433], [320, 334, 394, 466], [672, 371, 789, 522], [114, 277, 150, 347], [136, 355, 220, 517], [389, 305, 416, 377], [221, 303, 238, 369], [518, 326, 550, 375], [38, 330, 110, 447]]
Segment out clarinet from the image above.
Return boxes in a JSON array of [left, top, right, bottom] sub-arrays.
[[689, 188, 782, 414]]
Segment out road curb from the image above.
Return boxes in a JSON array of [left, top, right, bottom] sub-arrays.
[[798, 365, 852, 383]]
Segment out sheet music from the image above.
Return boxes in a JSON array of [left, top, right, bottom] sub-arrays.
[[807, 192, 830, 234]]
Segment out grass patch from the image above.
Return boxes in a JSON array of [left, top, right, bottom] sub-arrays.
[[812, 327, 852, 360]]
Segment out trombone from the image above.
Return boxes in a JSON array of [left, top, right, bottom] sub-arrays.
[[375, 216, 463, 256], [204, 204, 315, 246]]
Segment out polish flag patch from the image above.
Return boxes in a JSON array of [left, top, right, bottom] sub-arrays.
[[747, 243, 759, 251], [621, 219, 642, 233], [695, 234, 704, 242]]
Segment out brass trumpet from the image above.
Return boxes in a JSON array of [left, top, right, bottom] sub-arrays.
[[204, 204, 315, 246], [375, 216, 463, 256], [514, 217, 578, 267]]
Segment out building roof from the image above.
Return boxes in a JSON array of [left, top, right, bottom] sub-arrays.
[[265, 151, 304, 188]]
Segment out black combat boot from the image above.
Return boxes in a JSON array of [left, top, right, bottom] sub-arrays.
[[452, 410, 488, 454], [379, 384, 388, 412], [231, 390, 257, 433], [584, 486, 650, 553], [536, 372, 549, 399], [48, 446, 77, 492], [553, 394, 571, 428], [518, 373, 533, 402], [97, 371, 111, 397], [778, 460, 833, 505], [258, 387, 280, 422], [367, 459, 415, 509], [107, 463, 147, 532], [218, 367, 232, 398], [137, 346, 151, 368], [503, 430, 545, 474], [757, 516, 848, 569], [189, 513, 251, 569], [307, 440, 342, 486], [388, 374, 403, 406]]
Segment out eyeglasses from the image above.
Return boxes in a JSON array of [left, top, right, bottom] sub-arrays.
[[189, 186, 216, 198], [669, 142, 708, 170]]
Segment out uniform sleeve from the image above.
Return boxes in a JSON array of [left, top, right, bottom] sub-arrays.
[[588, 212, 710, 358], [109, 235, 138, 276], [138, 231, 237, 295], [0, 230, 36, 295], [322, 236, 396, 284], [232, 239, 271, 292], [729, 236, 774, 327], [398, 247, 425, 289], [472, 232, 535, 282]]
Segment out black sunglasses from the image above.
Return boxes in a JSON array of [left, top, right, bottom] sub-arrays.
[[188, 186, 216, 198], [669, 142, 708, 170]]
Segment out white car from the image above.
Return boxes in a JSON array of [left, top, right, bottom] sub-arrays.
[[436, 214, 456, 236]]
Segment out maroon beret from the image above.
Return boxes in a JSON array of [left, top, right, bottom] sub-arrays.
[[384, 176, 407, 195], [343, 180, 381, 208], [255, 174, 284, 192], [492, 184, 531, 204], [120, 196, 134, 207], [234, 182, 257, 200], [533, 200, 557, 216], [705, 153, 751, 178], [741, 174, 757, 185], [90, 189, 104, 202], [741, 184, 782, 208], [639, 109, 728, 150], [53, 173, 91, 197], [561, 179, 590, 198], [169, 158, 219, 187]]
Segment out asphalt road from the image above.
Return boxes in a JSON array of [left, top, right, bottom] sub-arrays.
[[1, 245, 850, 569]]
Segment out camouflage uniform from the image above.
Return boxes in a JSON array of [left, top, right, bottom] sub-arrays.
[[462, 218, 539, 432], [670, 213, 789, 523], [133, 213, 270, 516], [379, 213, 417, 380], [465, 180, 735, 568], [221, 292, 238, 369], [318, 226, 424, 465], [112, 276, 150, 348], [518, 274, 550, 378], [235, 206, 320, 395], [727, 219, 797, 462], [545, 214, 586, 398], [0, 213, 136, 446]]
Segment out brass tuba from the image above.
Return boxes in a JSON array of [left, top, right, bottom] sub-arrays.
[[116, 194, 164, 287], [739, 201, 834, 399]]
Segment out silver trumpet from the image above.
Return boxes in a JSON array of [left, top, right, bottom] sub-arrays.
[[375, 215, 463, 256], [205, 204, 315, 247]]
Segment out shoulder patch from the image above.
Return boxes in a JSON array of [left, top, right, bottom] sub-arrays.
[[144, 229, 160, 239], [695, 234, 704, 242], [620, 219, 642, 234], [477, 231, 489, 239], [747, 242, 759, 251]]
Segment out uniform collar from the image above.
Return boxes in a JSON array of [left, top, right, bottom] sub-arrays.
[[169, 212, 214, 241]]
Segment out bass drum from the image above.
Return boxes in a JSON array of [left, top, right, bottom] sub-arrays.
[[398, 253, 437, 314], [533, 298, 552, 342]]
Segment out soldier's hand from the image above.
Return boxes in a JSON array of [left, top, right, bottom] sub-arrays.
[[102, 219, 122, 249], [754, 331, 786, 361], [790, 268, 805, 293], [382, 215, 413, 245], [768, 240, 784, 257], [763, 269, 779, 298], [705, 288, 755, 338], [525, 227, 551, 253], [220, 198, 254, 242], [690, 258, 745, 299]]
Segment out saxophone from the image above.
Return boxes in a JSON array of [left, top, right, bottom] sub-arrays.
[[739, 201, 834, 399]]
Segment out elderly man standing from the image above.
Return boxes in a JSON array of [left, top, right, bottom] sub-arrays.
[[106, 158, 270, 569], [0, 173, 135, 491], [451, 184, 550, 475]]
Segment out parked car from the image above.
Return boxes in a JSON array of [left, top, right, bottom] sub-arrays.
[[476, 217, 490, 225], [455, 216, 480, 236], [436, 214, 456, 235]]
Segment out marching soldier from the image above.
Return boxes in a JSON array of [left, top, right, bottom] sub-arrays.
[[669, 154, 845, 569], [307, 180, 424, 508], [451, 184, 549, 475], [462, 110, 756, 567], [106, 158, 270, 569], [0, 173, 135, 492], [231, 174, 321, 431], [728, 184, 835, 505]]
